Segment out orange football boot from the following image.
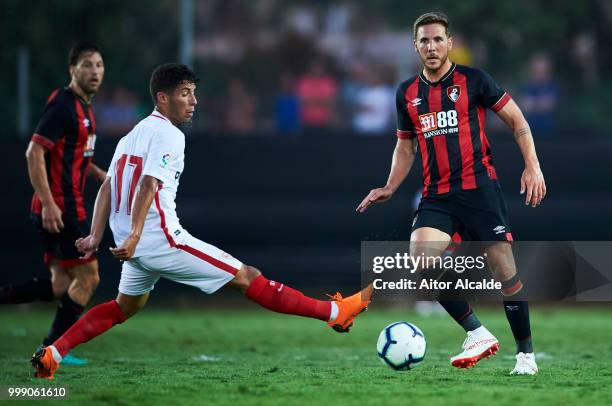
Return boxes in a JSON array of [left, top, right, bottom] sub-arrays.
[[31, 347, 59, 379], [327, 284, 373, 333]]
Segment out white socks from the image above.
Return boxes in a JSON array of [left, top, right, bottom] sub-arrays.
[[329, 302, 339, 321], [48, 345, 63, 363]]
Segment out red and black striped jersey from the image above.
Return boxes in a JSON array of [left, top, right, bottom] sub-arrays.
[[30, 87, 98, 221], [396, 63, 511, 196]]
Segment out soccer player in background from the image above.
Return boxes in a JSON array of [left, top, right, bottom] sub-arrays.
[[356, 12, 545, 375], [32, 63, 372, 379], [1, 43, 107, 365]]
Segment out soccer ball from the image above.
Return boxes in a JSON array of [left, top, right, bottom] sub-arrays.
[[377, 322, 426, 370]]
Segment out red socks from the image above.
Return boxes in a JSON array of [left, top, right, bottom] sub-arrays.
[[245, 275, 331, 321], [51, 278, 330, 357], [53, 300, 126, 357]]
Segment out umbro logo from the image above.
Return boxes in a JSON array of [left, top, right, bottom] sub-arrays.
[[82, 118, 90, 127], [493, 225, 506, 234], [410, 98, 422, 106], [505, 305, 519, 311]]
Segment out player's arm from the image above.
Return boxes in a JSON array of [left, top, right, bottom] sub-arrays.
[[109, 175, 160, 261], [88, 162, 107, 183], [496, 99, 546, 207], [25, 141, 64, 233], [75, 176, 112, 259], [356, 137, 417, 213]]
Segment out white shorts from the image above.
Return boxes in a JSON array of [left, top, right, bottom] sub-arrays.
[[118, 234, 243, 296]]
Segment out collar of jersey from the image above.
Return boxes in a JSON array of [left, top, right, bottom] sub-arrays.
[[419, 62, 456, 86], [150, 109, 171, 122], [65, 86, 91, 105]]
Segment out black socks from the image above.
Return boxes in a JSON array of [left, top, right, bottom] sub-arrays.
[[42, 293, 84, 346], [438, 300, 482, 332], [503, 300, 533, 353]]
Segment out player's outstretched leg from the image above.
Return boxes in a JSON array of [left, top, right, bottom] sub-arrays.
[[31, 293, 147, 379], [228, 265, 372, 333], [440, 300, 500, 369]]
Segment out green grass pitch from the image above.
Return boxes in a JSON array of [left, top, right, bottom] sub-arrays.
[[1, 305, 611, 405]]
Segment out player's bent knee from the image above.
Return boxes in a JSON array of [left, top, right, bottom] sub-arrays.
[[72, 263, 100, 292], [230, 265, 261, 291], [243, 265, 261, 281], [50, 267, 71, 298]]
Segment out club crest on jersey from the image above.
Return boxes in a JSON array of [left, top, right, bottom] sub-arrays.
[[447, 86, 461, 102]]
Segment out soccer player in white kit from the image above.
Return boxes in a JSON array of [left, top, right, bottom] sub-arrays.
[[32, 64, 373, 379]]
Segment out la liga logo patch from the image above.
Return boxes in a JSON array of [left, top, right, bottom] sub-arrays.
[[160, 153, 171, 167]]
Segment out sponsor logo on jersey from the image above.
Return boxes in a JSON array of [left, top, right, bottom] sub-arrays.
[[418, 109, 459, 138], [447, 85, 461, 102], [84, 134, 96, 157]]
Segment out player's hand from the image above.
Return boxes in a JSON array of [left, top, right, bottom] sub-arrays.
[[75, 234, 101, 259], [41, 201, 64, 233], [356, 186, 394, 213], [110, 234, 140, 261], [520, 165, 546, 208]]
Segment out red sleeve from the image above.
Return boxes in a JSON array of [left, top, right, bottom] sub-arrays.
[[31, 134, 55, 149], [490, 92, 512, 113], [396, 129, 414, 139]]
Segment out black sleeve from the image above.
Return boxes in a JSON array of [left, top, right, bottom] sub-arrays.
[[478, 69, 511, 112], [395, 84, 415, 139], [32, 102, 71, 148]]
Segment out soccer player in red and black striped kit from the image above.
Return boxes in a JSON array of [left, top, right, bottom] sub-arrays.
[[357, 12, 546, 375], [0, 43, 106, 365]]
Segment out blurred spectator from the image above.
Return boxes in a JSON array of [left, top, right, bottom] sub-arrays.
[[519, 54, 559, 137], [571, 32, 599, 88], [296, 61, 338, 132], [351, 67, 394, 135], [275, 72, 301, 134], [340, 62, 367, 129], [223, 78, 258, 135], [96, 86, 144, 136]]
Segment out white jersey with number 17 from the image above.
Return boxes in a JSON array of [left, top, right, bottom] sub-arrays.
[[108, 110, 186, 258]]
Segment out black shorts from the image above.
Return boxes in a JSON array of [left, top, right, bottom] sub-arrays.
[[31, 214, 96, 269], [411, 184, 513, 242]]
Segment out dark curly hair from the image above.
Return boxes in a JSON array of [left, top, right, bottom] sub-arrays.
[[68, 42, 103, 66], [149, 63, 199, 105]]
